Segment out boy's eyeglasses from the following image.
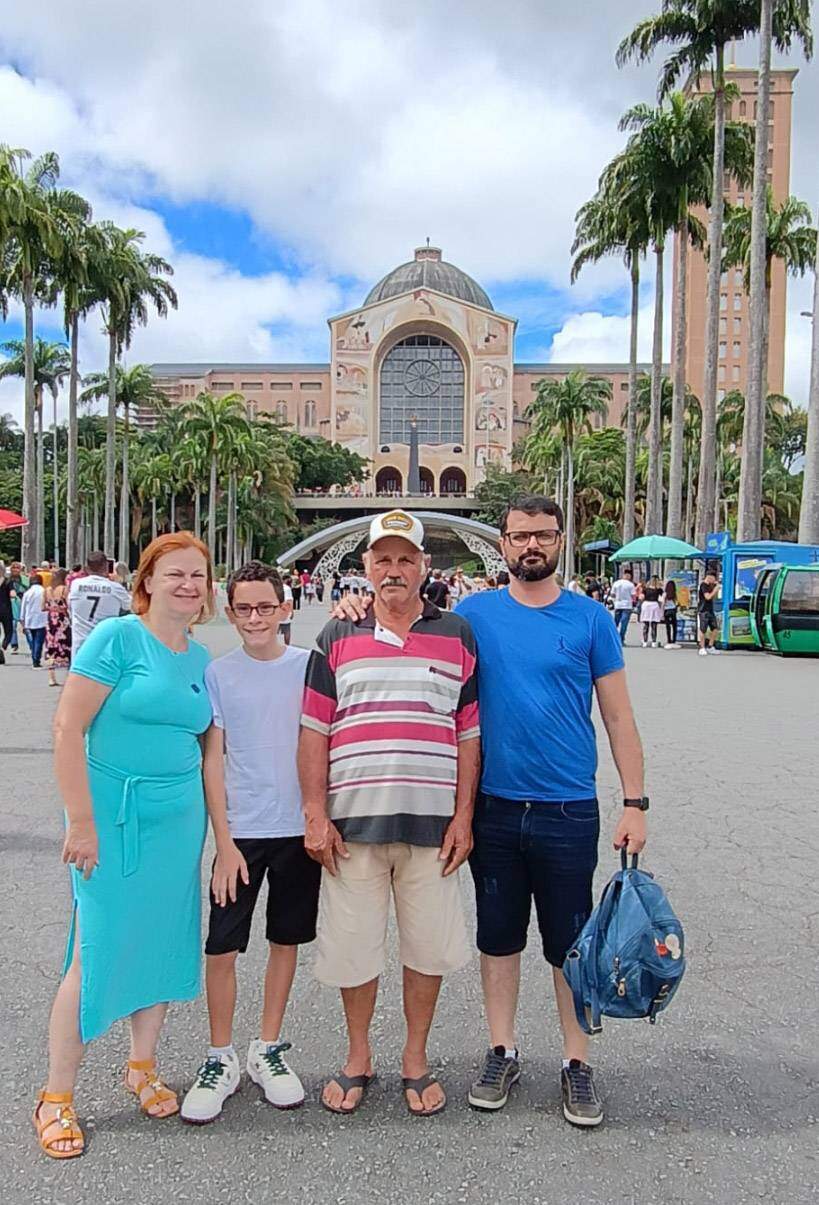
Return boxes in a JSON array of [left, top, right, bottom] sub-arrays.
[[504, 530, 563, 548], [231, 602, 281, 618]]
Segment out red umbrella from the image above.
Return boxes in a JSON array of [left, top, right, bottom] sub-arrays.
[[0, 508, 29, 530]]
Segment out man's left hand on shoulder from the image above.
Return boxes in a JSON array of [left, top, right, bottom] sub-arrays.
[[612, 807, 647, 855]]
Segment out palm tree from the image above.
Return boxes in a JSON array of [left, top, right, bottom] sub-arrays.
[[81, 364, 168, 565], [799, 220, 819, 544], [524, 371, 611, 578], [132, 448, 173, 542], [58, 216, 104, 567], [94, 223, 178, 558], [0, 337, 70, 562], [572, 168, 651, 544], [722, 192, 816, 539], [76, 444, 106, 555], [617, 0, 813, 550], [183, 392, 250, 558], [0, 147, 87, 564], [619, 91, 752, 539]]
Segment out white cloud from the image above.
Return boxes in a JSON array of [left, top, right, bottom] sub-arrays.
[[784, 271, 815, 405]]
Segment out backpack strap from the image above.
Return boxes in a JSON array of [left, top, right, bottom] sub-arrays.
[[583, 874, 623, 1034]]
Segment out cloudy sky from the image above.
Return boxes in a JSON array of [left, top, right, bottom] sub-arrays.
[[1, 0, 816, 425]]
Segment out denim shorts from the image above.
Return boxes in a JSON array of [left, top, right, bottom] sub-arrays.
[[469, 792, 599, 966]]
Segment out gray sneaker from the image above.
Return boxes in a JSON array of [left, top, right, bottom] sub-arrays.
[[468, 1046, 521, 1111], [561, 1059, 603, 1127]]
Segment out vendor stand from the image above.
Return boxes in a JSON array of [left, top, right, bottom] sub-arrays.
[[703, 535, 819, 649]]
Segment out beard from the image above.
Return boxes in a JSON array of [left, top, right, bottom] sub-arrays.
[[507, 550, 559, 582]]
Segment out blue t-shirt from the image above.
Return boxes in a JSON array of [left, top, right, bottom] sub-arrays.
[[455, 589, 624, 801]]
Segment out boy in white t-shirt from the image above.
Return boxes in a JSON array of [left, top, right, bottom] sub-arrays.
[[181, 562, 319, 1124]]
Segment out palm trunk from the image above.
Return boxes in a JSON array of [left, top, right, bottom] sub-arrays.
[[79, 503, 87, 564], [65, 312, 80, 566], [194, 484, 202, 540], [737, 5, 772, 542], [667, 213, 687, 539], [714, 455, 722, 532], [565, 440, 575, 581], [225, 471, 235, 573], [696, 42, 727, 549], [36, 388, 45, 563], [92, 494, 100, 550], [798, 220, 819, 543], [684, 453, 694, 541], [151, 497, 158, 541], [103, 327, 118, 557], [646, 243, 664, 535], [52, 388, 60, 563], [170, 493, 176, 533], [624, 256, 640, 544], [207, 452, 217, 558], [21, 278, 37, 567], [118, 402, 130, 566]]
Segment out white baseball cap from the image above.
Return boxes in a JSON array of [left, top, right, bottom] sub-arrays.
[[367, 509, 425, 551]]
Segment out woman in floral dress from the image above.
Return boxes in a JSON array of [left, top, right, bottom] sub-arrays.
[[44, 568, 71, 686]]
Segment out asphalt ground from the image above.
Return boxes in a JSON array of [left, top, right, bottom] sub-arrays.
[[2, 598, 818, 1204]]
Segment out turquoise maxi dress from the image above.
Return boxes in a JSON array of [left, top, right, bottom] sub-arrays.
[[64, 614, 212, 1042]]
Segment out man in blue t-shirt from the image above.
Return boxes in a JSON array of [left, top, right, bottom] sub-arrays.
[[456, 495, 647, 1129]]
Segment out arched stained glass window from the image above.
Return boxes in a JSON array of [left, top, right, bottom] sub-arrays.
[[379, 334, 465, 445]]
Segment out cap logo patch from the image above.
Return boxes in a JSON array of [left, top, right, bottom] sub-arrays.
[[381, 511, 413, 532]]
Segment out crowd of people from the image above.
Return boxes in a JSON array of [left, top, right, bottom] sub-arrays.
[[0, 553, 133, 682], [31, 499, 651, 1161]]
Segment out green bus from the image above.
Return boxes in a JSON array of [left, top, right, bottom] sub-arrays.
[[750, 564, 819, 657]]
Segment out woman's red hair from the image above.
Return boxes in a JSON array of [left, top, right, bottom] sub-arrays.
[[131, 531, 215, 624]]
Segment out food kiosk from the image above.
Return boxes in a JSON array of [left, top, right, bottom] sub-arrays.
[[704, 535, 819, 649]]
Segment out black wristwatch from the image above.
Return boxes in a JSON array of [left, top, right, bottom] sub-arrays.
[[623, 796, 650, 811]]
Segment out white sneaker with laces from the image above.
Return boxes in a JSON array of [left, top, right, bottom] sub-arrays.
[[181, 1051, 241, 1124], [698, 648, 708, 657], [641, 640, 648, 648], [246, 1040, 305, 1109], [708, 647, 722, 655]]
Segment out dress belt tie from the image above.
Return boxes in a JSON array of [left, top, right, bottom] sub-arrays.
[[87, 756, 201, 879]]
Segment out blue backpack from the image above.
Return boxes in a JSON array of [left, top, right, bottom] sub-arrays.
[[562, 850, 686, 1035]]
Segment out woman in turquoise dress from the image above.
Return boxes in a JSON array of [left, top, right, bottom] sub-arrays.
[[33, 532, 214, 1159]]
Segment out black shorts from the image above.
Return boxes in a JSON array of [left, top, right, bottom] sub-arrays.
[[205, 836, 321, 955], [698, 610, 718, 634], [469, 793, 599, 967]]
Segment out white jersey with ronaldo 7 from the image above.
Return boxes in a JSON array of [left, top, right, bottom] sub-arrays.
[[69, 574, 132, 655]]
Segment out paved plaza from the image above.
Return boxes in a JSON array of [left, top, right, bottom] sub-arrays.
[[3, 601, 818, 1204]]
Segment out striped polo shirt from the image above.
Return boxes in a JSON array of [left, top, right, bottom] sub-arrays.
[[301, 601, 480, 846]]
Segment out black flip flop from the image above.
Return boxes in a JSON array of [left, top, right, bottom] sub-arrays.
[[321, 1071, 376, 1115], [402, 1072, 446, 1117]]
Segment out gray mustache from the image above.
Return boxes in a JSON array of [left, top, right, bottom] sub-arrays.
[[383, 577, 406, 586]]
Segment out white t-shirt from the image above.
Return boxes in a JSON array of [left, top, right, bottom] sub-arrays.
[[205, 644, 309, 839], [20, 583, 47, 629], [69, 574, 131, 654], [279, 582, 293, 627], [611, 578, 636, 609]]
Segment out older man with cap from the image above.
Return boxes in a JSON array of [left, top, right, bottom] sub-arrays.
[[298, 509, 480, 1117]]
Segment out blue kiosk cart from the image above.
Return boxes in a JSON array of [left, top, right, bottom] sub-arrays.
[[704, 534, 819, 649]]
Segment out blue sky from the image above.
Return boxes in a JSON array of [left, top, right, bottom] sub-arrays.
[[0, 1, 815, 423]]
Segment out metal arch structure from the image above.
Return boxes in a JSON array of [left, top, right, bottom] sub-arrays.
[[277, 511, 504, 575]]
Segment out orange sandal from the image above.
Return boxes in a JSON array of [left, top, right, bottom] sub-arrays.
[[33, 1090, 85, 1159], [125, 1059, 179, 1118]]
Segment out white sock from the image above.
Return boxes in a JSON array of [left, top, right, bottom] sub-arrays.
[[562, 1058, 591, 1069], [208, 1044, 235, 1060], [504, 1047, 518, 1061]]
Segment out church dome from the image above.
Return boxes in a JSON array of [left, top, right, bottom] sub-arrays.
[[364, 245, 493, 311]]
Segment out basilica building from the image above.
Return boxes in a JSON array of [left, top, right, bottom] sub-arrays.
[[149, 246, 641, 497]]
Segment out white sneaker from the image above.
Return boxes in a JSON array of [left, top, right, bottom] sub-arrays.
[[641, 641, 648, 648], [665, 643, 679, 649], [651, 642, 657, 648], [709, 647, 723, 655], [698, 648, 708, 657], [246, 1040, 305, 1109], [181, 1051, 241, 1124]]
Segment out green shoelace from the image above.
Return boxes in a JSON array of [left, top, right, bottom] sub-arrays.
[[259, 1041, 292, 1077]]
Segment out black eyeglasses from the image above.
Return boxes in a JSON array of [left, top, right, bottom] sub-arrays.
[[231, 602, 281, 618], [503, 530, 563, 548]]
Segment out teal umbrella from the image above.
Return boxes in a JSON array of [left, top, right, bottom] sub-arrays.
[[609, 535, 705, 562]]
